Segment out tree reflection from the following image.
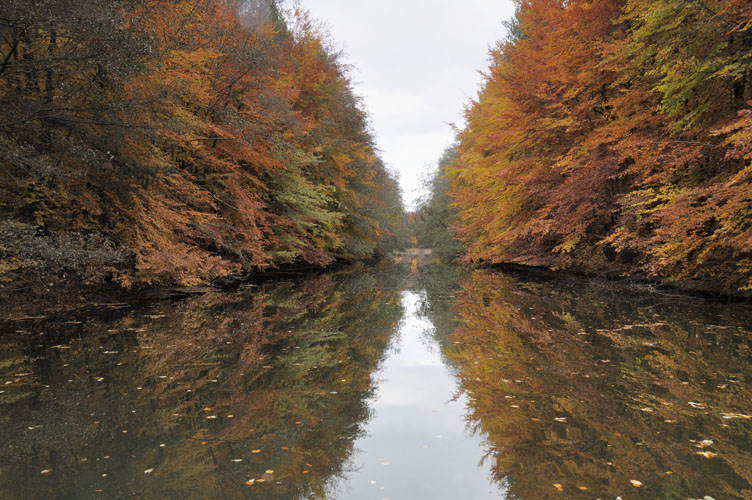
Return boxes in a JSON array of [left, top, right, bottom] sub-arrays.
[[0, 264, 406, 499], [447, 269, 752, 500]]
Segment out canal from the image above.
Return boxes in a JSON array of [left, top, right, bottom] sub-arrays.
[[1, 262, 751, 499]]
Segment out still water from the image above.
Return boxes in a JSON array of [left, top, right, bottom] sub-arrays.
[[1, 263, 751, 499]]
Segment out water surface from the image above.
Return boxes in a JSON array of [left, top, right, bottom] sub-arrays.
[[1, 263, 751, 499]]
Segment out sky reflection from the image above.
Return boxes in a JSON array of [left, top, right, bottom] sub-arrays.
[[326, 292, 504, 500]]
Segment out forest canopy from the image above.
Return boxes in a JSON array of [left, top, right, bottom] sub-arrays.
[[0, 0, 405, 287], [446, 0, 752, 295]]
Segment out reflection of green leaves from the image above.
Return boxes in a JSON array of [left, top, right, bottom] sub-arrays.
[[277, 330, 345, 373]]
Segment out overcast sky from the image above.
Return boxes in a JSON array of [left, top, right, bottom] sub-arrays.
[[300, 0, 516, 209]]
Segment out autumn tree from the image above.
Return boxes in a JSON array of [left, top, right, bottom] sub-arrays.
[[0, 0, 405, 288], [447, 0, 752, 295]]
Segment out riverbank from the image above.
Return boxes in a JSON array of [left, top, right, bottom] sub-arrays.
[[476, 260, 752, 303]]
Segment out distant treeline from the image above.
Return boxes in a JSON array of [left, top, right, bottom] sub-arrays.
[[0, 0, 405, 288], [435, 0, 752, 295]]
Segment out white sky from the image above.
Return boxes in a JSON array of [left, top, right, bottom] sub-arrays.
[[300, 0, 516, 209]]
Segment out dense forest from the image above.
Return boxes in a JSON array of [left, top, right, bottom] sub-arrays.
[[441, 0, 752, 295], [410, 148, 464, 261], [0, 0, 405, 289]]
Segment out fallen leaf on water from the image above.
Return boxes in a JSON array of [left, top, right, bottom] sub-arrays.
[[265, 470, 274, 474], [302, 470, 309, 474], [578, 486, 587, 491], [281, 446, 289, 450], [722, 413, 752, 419], [252, 449, 261, 454]]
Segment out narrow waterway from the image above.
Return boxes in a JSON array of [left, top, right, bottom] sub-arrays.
[[1, 263, 751, 499], [326, 291, 500, 499]]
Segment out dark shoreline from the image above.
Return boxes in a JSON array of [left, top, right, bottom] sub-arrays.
[[3, 256, 750, 320], [475, 260, 752, 304]]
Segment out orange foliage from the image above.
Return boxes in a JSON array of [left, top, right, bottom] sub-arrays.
[[0, 0, 405, 286], [449, 0, 752, 295]]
